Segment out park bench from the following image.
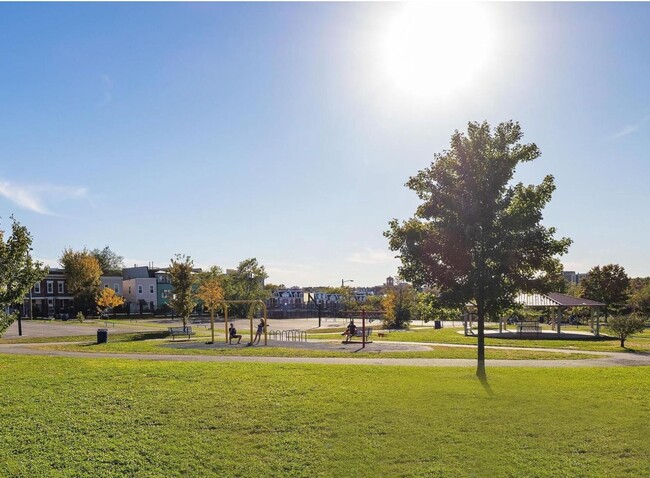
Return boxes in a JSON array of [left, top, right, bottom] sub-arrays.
[[168, 326, 195, 341], [343, 327, 373, 343], [517, 321, 541, 338]]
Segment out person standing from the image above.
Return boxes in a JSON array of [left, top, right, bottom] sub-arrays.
[[253, 318, 265, 345]]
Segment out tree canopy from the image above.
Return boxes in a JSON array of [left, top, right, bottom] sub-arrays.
[[96, 287, 125, 313], [60, 248, 103, 314], [385, 121, 571, 379], [168, 254, 195, 327], [581, 264, 630, 318], [0, 217, 48, 336], [91, 246, 124, 275]]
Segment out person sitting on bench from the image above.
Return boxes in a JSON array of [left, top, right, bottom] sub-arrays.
[[341, 320, 357, 342], [229, 323, 242, 344]]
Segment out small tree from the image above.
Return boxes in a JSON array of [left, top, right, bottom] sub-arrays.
[[96, 288, 125, 316], [196, 266, 225, 343], [607, 315, 646, 348], [0, 217, 49, 337], [168, 254, 195, 327], [581, 264, 630, 319]]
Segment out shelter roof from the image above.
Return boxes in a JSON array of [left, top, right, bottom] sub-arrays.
[[516, 292, 604, 308]]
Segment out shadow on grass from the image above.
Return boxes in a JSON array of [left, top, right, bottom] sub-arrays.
[[80, 331, 169, 347], [478, 374, 495, 397]]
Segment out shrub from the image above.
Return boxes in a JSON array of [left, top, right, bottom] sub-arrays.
[[76, 312, 85, 323]]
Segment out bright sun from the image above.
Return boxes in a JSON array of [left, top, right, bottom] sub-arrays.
[[379, 3, 497, 101]]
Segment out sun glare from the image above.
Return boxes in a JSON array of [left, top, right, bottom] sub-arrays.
[[379, 3, 496, 102]]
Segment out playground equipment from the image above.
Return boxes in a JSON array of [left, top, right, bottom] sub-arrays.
[[209, 300, 268, 346]]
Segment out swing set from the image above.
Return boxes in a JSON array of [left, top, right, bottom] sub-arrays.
[[207, 300, 268, 346]]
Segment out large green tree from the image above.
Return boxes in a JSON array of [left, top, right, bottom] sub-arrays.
[[60, 248, 102, 314], [168, 254, 196, 327], [581, 264, 630, 319], [0, 217, 49, 336], [385, 121, 571, 380], [91, 246, 124, 275]]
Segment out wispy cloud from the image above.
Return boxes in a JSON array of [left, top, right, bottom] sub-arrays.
[[0, 179, 88, 215], [347, 248, 397, 265], [609, 114, 650, 140]]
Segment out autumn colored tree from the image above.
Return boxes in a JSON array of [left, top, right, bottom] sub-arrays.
[[168, 254, 195, 327], [96, 287, 125, 316], [196, 266, 225, 343], [382, 284, 418, 329], [60, 248, 102, 315]]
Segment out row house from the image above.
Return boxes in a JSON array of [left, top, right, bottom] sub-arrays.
[[122, 266, 158, 313], [22, 268, 74, 318]]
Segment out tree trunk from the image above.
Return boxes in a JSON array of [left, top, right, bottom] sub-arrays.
[[620, 338, 625, 348]]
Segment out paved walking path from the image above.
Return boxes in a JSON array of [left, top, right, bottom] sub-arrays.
[[1, 342, 648, 367]]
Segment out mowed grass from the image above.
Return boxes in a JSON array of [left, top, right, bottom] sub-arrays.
[[310, 326, 650, 352], [0, 355, 648, 477], [37, 338, 597, 360]]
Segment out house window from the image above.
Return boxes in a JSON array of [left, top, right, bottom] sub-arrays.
[[138, 285, 143, 295], [150, 285, 154, 294], [34, 283, 41, 294], [47, 299, 53, 306], [128, 287, 131, 295], [47, 281, 53, 294], [104, 284, 109, 289], [162, 290, 170, 299], [114, 284, 119, 293], [58, 282, 64, 294]]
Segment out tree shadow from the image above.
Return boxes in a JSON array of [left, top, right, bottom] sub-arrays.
[[477, 373, 495, 397]]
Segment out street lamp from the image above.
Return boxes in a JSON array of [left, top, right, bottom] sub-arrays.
[[341, 279, 354, 287]]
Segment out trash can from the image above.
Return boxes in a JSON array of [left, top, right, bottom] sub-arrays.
[[97, 328, 108, 344], [434, 320, 442, 329]]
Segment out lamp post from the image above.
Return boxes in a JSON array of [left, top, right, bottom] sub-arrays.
[[341, 279, 354, 287]]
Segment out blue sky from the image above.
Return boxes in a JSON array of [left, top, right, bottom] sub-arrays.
[[1, 2, 649, 286]]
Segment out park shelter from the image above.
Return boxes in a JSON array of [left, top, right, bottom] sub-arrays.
[[512, 292, 606, 336]]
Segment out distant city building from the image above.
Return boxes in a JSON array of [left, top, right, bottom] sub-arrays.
[[562, 270, 589, 285], [270, 288, 304, 307]]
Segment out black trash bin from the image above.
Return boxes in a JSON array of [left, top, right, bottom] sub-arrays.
[[97, 328, 108, 344], [434, 320, 442, 329]]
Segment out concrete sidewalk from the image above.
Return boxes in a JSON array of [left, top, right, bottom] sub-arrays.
[[1, 342, 648, 368]]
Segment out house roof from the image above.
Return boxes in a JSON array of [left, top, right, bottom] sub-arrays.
[[516, 292, 605, 308]]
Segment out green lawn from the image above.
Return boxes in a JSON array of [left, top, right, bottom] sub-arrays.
[[0, 355, 647, 477], [309, 326, 650, 352], [36, 337, 597, 360]]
